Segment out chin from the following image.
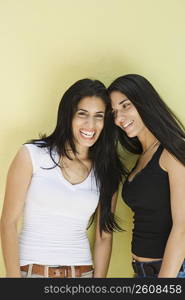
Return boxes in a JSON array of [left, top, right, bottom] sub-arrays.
[[85, 142, 95, 147], [126, 132, 137, 138], [80, 139, 97, 148]]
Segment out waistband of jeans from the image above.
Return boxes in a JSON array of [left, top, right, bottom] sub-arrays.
[[132, 259, 185, 276]]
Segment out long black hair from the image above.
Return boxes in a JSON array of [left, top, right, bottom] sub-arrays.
[[108, 74, 185, 165], [27, 78, 127, 234]]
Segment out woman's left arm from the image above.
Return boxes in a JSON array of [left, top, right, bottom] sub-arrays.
[[93, 192, 118, 278], [158, 150, 185, 277]]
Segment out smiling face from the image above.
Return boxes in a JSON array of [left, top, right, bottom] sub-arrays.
[[72, 96, 106, 150], [110, 91, 146, 138]]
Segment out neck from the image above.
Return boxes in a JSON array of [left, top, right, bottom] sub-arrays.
[[137, 128, 158, 152], [65, 143, 89, 161]]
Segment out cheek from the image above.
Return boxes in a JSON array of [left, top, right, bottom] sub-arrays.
[[72, 118, 81, 136], [97, 121, 104, 133], [114, 119, 120, 127], [135, 115, 145, 128], [72, 117, 83, 128]]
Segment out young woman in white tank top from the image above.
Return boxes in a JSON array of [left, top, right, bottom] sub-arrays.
[[1, 78, 127, 278]]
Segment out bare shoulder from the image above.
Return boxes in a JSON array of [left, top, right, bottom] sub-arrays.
[[160, 148, 184, 173], [2, 146, 33, 224], [8, 145, 32, 175]]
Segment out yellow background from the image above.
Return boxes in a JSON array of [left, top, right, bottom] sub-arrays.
[[0, 0, 185, 277]]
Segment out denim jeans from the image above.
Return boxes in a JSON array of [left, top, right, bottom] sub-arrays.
[[134, 259, 185, 278]]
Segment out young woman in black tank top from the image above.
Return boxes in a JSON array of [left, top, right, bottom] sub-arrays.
[[108, 74, 185, 278]]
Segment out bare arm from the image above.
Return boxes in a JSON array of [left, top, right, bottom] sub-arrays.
[[93, 192, 118, 278], [158, 149, 185, 277], [0, 146, 32, 277]]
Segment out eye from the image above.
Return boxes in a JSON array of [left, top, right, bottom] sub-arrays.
[[122, 102, 131, 109], [95, 114, 104, 119], [77, 111, 87, 117]]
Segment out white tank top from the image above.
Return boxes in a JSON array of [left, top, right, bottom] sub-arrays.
[[19, 143, 99, 266]]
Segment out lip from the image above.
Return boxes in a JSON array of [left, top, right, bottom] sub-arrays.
[[79, 130, 96, 140], [121, 120, 134, 131]]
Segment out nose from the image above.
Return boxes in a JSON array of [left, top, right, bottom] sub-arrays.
[[86, 116, 96, 129], [114, 110, 126, 124]]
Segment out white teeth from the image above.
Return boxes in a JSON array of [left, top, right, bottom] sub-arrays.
[[122, 121, 133, 128], [80, 131, 95, 138]]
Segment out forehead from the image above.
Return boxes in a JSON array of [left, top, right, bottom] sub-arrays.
[[110, 91, 128, 108], [77, 96, 106, 110]]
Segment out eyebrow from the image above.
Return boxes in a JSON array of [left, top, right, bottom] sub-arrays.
[[77, 109, 105, 113], [118, 99, 129, 105]]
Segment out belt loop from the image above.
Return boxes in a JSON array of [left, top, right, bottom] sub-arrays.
[[133, 261, 138, 274], [140, 262, 146, 277], [44, 265, 49, 278], [27, 264, 33, 277], [71, 266, 75, 278]]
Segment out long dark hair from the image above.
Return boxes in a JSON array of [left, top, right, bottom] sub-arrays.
[[108, 74, 185, 165], [27, 78, 127, 234]]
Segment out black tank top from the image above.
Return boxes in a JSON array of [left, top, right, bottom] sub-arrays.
[[122, 144, 172, 258]]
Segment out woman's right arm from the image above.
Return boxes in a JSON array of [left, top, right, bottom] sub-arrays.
[[0, 146, 32, 277]]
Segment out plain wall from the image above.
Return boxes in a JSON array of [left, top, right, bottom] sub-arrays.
[[0, 0, 185, 277]]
